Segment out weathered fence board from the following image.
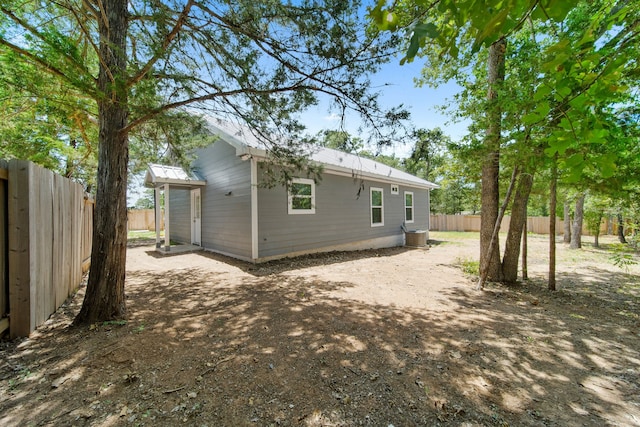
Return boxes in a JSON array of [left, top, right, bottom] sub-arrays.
[[128, 209, 164, 231], [0, 161, 8, 335], [4, 160, 92, 338], [429, 214, 610, 236]]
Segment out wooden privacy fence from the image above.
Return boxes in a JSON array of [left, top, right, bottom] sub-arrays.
[[128, 209, 163, 231], [430, 214, 610, 236], [0, 159, 93, 338]]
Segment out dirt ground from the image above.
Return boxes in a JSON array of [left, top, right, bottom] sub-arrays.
[[1, 232, 639, 426]]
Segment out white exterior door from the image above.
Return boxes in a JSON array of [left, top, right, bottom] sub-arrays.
[[190, 188, 202, 245]]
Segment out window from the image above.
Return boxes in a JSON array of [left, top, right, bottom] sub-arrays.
[[404, 191, 414, 223], [288, 178, 315, 214], [370, 187, 384, 226], [390, 184, 399, 195]]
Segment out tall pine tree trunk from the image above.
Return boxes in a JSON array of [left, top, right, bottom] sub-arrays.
[[563, 200, 572, 243], [75, 0, 129, 324], [479, 38, 506, 283], [549, 155, 557, 291], [570, 193, 585, 249], [502, 171, 534, 283]]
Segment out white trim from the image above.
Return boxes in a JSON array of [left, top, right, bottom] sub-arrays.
[[164, 183, 170, 251], [404, 191, 414, 224], [370, 187, 384, 227], [190, 188, 202, 245], [318, 167, 437, 190], [154, 186, 161, 248], [288, 178, 316, 215], [255, 234, 404, 263], [251, 158, 259, 260]]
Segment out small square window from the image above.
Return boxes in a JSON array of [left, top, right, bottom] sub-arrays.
[[288, 178, 315, 214], [390, 184, 399, 195]]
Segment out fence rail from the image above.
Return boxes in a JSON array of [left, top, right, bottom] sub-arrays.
[[429, 214, 613, 236], [1, 159, 93, 338]]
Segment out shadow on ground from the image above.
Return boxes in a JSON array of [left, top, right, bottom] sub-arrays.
[[0, 247, 639, 426]]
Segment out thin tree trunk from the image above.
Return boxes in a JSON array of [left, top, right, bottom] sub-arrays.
[[479, 38, 507, 284], [477, 166, 519, 290], [522, 204, 528, 281], [75, 0, 129, 324], [563, 200, 572, 243], [502, 171, 534, 283], [549, 155, 557, 291], [617, 213, 627, 243], [570, 193, 585, 249]]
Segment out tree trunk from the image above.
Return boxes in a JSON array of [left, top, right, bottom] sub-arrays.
[[502, 171, 534, 283], [549, 155, 557, 291], [75, 0, 129, 324], [477, 166, 519, 290], [617, 213, 627, 243], [479, 38, 506, 283], [522, 203, 528, 281], [570, 193, 585, 249], [563, 200, 571, 243]]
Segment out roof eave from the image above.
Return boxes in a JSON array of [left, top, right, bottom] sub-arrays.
[[320, 164, 439, 189], [145, 178, 207, 188]]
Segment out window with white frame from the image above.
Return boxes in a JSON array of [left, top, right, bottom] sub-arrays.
[[288, 178, 315, 214], [404, 191, 414, 223], [370, 187, 384, 226]]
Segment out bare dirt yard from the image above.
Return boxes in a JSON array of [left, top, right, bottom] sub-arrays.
[[1, 232, 639, 426]]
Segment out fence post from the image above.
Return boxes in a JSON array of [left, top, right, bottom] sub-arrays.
[[8, 160, 33, 337], [0, 161, 8, 335]]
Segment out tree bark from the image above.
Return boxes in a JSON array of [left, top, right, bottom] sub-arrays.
[[549, 155, 557, 291], [522, 203, 528, 281], [477, 166, 518, 290], [479, 38, 506, 283], [75, 0, 129, 324], [569, 193, 585, 249], [502, 171, 534, 283], [563, 200, 572, 243], [617, 213, 627, 243]]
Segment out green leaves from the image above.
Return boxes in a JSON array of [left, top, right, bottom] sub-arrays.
[[371, 0, 582, 61]]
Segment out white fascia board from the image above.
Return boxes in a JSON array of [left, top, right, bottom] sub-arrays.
[[149, 178, 207, 188], [321, 164, 439, 190]]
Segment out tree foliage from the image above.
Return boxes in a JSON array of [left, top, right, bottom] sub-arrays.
[[371, 0, 640, 286], [1, 0, 401, 323]]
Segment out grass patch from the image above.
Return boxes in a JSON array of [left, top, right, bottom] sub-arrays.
[[455, 257, 480, 276], [128, 230, 161, 240]]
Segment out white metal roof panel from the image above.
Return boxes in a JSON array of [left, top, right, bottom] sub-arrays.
[[204, 118, 438, 189], [144, 164, 206, 188]]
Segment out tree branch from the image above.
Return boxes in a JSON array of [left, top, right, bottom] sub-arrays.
[[127, 0, 196, 87]]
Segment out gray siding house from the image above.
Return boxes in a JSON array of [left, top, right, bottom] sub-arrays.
[[145, 123, 438, 263]]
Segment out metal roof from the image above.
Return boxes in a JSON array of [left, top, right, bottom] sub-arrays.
[[204, 118, 439, 190], [144, 164, 206, 188]]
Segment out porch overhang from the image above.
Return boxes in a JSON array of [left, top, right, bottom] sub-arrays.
[[144, 164, 206, 189]]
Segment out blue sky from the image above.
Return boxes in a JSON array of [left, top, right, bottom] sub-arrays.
[[299, 56, 469, 158]]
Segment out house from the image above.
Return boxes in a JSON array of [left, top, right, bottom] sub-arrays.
[[144, 122, 438, 262]]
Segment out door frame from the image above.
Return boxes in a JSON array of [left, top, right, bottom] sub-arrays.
[[190, 188, 201, 245]]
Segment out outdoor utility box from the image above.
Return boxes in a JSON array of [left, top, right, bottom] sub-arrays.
[[405, 230, 427, 247]]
